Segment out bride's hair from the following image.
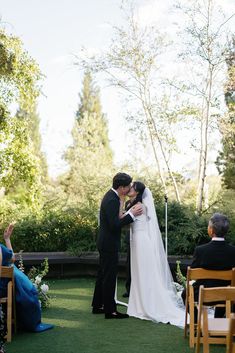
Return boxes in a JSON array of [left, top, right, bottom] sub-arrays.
[[126, 181, 145, 210]]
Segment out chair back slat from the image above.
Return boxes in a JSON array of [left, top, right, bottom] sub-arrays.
[[0, 266, 14, 279], [200, 286, 235, 303], [188, 267, 235, 281]]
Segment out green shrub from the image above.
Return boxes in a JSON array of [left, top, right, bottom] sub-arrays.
[[1, 190, 235, 256], [5, 208, 98, 254], [156, 201, 209, 255]]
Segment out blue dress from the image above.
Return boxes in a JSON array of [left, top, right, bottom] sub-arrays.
[[0, 244, 53, 332]]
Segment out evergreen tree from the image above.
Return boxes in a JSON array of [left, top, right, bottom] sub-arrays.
[[26, 107, 48, 181], [216, 38, 235, 189], [64, 71, 114, 212]]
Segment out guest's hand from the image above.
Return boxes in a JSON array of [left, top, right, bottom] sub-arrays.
[[131, 203, 143, 217], [4, 223, 14, 240]]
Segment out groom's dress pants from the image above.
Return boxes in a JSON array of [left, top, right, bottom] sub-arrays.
[[92, 250, 118, 314]]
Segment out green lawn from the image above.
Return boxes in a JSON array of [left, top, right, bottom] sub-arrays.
[[7, 278, 224, 353]]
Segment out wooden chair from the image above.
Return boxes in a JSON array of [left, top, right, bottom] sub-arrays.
[[184, 267, 235, 348], [227, 313, 235, 353], [196, 286, 235, 353], [0, 266, 16, 342]]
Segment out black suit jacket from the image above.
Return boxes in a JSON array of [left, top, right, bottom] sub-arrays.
[[97, 189, 134, 253], [191, 240, 235, 294]]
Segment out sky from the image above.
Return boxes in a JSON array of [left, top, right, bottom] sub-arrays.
[[0, 0, 234, 178]]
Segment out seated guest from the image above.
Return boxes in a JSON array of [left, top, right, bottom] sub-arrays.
[[0, 224, 53, 332], [0, 247, 6, 353], [182, 213, 235, 319]]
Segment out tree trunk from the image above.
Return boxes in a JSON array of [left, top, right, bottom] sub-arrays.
[[196, 67, 213, 213]]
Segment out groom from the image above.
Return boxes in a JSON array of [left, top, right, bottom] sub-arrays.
[[92, 172, 142, 319]]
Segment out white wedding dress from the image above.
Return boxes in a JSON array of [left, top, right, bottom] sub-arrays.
[[127, 188, 185, 328]]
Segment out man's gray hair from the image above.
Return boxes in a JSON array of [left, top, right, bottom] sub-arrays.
[[209, 213, 229, 237]]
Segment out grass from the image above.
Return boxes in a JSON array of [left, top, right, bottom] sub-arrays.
[[7, 278, 224, 353]]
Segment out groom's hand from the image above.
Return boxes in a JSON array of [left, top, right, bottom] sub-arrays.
[[131, 203, 143, 217]]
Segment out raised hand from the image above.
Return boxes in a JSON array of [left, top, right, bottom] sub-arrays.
[[3, 223, 14, 240]]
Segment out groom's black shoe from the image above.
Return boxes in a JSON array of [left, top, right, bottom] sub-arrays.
[[105, 311, 129, 319], [92, 307, 105, 314], [122, 292, 129, 298]]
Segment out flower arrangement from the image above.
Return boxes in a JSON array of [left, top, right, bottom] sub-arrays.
[[175, 260, 186, 288], [28, 258, 50, 309], [18, 252, 51, 309]]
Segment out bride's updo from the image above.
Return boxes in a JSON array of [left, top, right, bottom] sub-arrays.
[[126, 181, 146, 210]]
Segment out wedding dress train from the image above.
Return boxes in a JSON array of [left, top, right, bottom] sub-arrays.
[[127, 188, 185, 328]]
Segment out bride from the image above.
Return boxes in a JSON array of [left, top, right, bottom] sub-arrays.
[[122, 182, 184, 327]]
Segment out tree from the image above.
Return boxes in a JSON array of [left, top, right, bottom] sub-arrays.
[[216, 38, 235, 189], [0, 28, 42, 202], [176, 0, 234, 213], [25, 107, 48, 182], [64, 71, 114, 212], [75, 3, 182, 202]]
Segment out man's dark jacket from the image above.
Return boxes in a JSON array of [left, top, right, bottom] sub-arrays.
[[191, 240, 235, 297], [97, 189, 133, 253]]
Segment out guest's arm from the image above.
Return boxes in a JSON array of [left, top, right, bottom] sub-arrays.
[[3, 224, 15, 262]]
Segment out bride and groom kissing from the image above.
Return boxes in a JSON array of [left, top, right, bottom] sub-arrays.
[[92, 172, 184, 325]]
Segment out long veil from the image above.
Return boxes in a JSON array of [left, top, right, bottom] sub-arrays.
[[142, 188, 178, 298]]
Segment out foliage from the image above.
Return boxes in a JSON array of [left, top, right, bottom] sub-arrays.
[[27, 258, 50, 309], [209, 189, 235, 244], [76, 3, 182, 202], [0, 113, 43, 205], [175, 0, 232, 213], [157, 200, 209, 255], [17, 252, 50, 308], [3, 207, 97, 254], [0, 28, 44, 204], [63, 70, 114, 212], [175, 260, 186, 288], [22, 107, 48, 182], [216, 37, 235, 189]]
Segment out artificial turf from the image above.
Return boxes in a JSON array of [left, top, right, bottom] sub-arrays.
[[7, 278, 224, 353]]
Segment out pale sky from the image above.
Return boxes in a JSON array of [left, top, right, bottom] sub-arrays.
[[0, 0, 234, 178]]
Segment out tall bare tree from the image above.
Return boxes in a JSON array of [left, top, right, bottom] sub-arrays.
[[176, 0, 234, 213], [75, 4, 181, 202]]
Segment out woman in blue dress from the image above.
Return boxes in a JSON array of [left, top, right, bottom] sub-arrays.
[[0, 224, 53, 333], [0, 245, 7, 353]]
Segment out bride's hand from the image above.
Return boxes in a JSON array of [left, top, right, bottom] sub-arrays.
[[130, 203, 143, 217]]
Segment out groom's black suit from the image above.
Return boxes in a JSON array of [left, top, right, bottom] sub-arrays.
[[92, 189, 134, 314]]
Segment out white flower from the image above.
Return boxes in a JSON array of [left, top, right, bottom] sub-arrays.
[[35, 276, 42, 285], [40, 284, 49, 293]]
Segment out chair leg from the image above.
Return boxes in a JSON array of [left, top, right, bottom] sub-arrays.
[[6, 282, 12, 343], [202, 309, 209, 353], [189, 295, 195, 347], [184, 290, 189, 338]]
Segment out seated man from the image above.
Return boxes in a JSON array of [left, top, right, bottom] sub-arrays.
[[182, 212, 235, 319]]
